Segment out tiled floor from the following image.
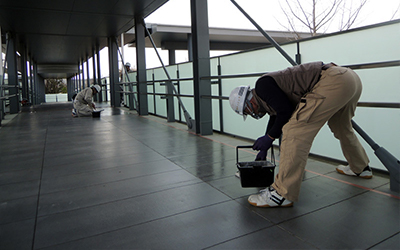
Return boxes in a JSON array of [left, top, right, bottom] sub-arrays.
[[1, 102, 399, 249]]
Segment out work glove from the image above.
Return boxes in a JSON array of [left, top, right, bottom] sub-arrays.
[[252, 135, 274, 151], [255, 150, 267, 161]]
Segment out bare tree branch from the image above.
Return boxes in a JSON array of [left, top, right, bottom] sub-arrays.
[[278, 0, 369, 36]]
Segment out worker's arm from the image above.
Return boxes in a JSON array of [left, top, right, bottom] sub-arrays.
[[255, 76, 294, 139], [253, 77, 293, 160], [83, 89, 94, 111]]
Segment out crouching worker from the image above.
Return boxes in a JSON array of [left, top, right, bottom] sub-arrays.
[[72, 84, 101, 117], [229, 62, 372, 208]]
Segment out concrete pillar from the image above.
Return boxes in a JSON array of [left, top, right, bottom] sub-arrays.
[[108, 36, 121, 107], [96, 44, 103, 102], [190, 0, 212, 135], [187, 34, 193, 62], [135, 16, 148, 115], [6, 33, 20, 114], [168, 49, 176, 65], [92, 50, 97, 84], [20, 45, 28, 103], [81, 59, 85, 89], [0, 26, 4, 123], [86, 55, 90, 87], [29, 58, 34, 104], [92, 50, 98, 102], [67, 77, 72, 101]]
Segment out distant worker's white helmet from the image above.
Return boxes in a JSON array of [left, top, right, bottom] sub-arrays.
[[229, 85, 250, 120], [125, 62, 131, 67], [92, 84, 101, 93]]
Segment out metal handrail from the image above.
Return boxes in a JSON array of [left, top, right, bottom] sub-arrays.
[[124, 60, 400, 110], [141, 60, 400, 109], [357, 102, 400, 109], [132, 60, 399, 84], [0, 94, 17, 100], [201, 60, 400, 80], [0, 85, 18, 88]]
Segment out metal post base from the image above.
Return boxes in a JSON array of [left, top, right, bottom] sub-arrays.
[[375, 147, 400, 193]]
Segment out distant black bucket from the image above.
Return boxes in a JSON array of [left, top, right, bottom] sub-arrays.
[[92, 110, 101, 118]]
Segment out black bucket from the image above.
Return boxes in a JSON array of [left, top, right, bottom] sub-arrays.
[[92, 111, 101, 118], [237, 161, 275, 187], [236, 145, 275, 188]]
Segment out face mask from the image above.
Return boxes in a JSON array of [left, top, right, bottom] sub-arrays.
[[245, 92, 266, 120]]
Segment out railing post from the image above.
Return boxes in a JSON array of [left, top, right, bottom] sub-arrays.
[[217, 57, 224, 133], [351, 121, 400, 192]]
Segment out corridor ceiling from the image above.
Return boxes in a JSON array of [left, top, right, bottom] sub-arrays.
[[0, 0, 168, 78]]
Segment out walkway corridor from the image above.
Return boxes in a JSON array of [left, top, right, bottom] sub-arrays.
[[1, 102, 399, 249]]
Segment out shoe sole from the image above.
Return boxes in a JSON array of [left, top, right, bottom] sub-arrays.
[[358, 175, 372, 179], [248, 200, 293, 208], [336, 168, 372, 179]]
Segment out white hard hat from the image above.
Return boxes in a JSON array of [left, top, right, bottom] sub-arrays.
[[125, 62, 131, 67], [92, 84, 101, 93], [229, 85, 250, 120]]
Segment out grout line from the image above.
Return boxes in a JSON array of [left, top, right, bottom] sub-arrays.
[[31, 127, 48, 250], [41, 199, 233, 249], [35, 178, 204, 218], [305, 169, 400, 200]]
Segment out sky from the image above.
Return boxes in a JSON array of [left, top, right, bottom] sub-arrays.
[[98, 0, 400, 77]]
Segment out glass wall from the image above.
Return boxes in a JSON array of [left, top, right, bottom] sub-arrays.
[[143, 21, 399, 171], [45, 93, 68, 103]]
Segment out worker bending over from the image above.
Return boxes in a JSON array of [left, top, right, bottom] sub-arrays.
[[229, 61, 372, 208]]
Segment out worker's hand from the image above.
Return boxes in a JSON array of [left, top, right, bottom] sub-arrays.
[[92, 103, 96, 109], [252, 135, 274, 151], [255, 150, 267, 161]]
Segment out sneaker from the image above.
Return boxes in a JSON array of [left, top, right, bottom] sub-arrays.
[[336, 165, 372, 179], [71, 109, 78, 117], [248, 187, 293, 208]]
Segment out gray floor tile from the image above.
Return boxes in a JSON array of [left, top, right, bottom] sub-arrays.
[[34, 183, 230, 249], [279, 191, 400, 249], [370, 232, 400, 250], [40, 201, 272, 250], [209, 225, 317, 249], [0, 180, 40, 202], [40, 158, 183, 193], [236, 175, 370, 224], [38, 169, 201, 216], [0, 219, 35, 249], [0, 167, 42, 185], [0, 196, 38, 224]]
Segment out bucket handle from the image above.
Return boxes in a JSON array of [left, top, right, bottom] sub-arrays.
[[236, 145, 253, 164], [236, 145, 275, 165]]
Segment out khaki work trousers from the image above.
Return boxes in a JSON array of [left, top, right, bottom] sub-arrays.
[[73, 100, 93, 117], [272, 66, 370, 201]]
